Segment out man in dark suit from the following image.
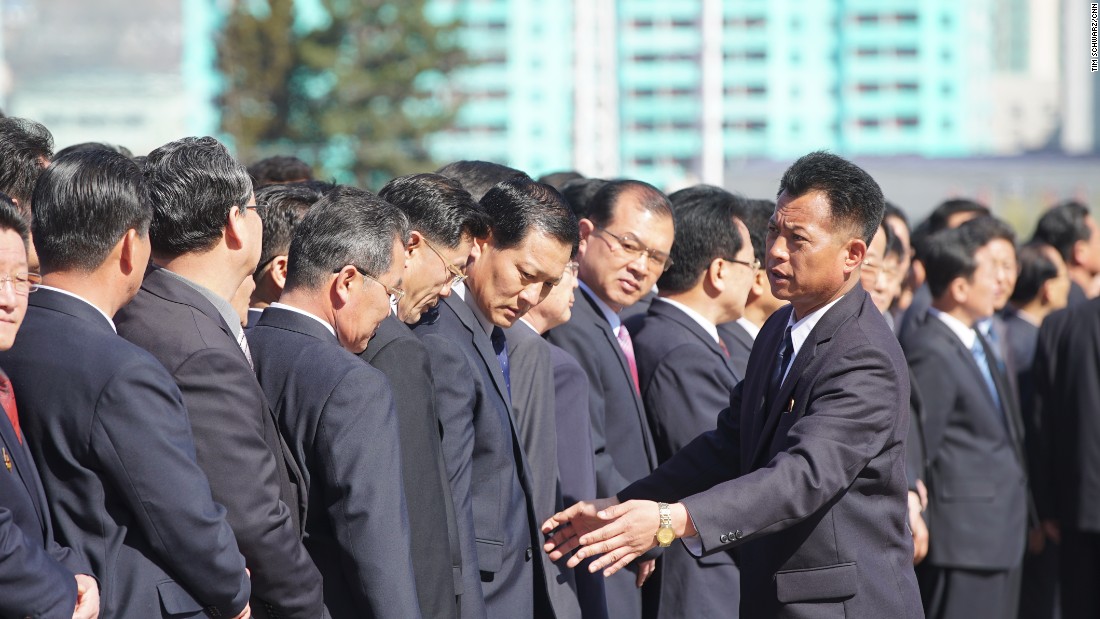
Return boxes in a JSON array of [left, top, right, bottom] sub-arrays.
[[518, 260, 608, 619], [362, 173, 490, 618], [0, 150, 251, 618], [248, 180, 332, 328], [545, 179, 675, 616], [414, 177, 577, 618], [1032, 200, 1100, 306], [249, 187, 422, 617], [902, 223, 1027, 618], [624, 186, 756, 618], [544, 151, 923, 619], [1033, 290, 1100, 615], [114, 137, 322, 618], [0, 195, 99, 619]]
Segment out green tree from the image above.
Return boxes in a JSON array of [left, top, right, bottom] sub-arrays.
[[217, 0, 466, 189]]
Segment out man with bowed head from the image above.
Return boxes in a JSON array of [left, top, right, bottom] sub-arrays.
[[543, 151, 923, 618]]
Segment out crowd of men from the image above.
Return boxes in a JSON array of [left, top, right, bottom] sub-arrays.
[[0, 112, 1097, 619]]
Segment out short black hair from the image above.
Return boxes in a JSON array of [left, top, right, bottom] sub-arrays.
[[925, 198, 990, 234], [735, 198, 776, 265], [0, 193, 29, 246], [144, 136, 253, 257], [379, 173, 490, 247], [659, 186, 746, 293], [247, 155, 313, 188], [885, 225, 906, 261], [31, 149, 151, 273], [777, 151, 884, 244], [586, 179, 673, 227], [436, 160, 529, 201], [479, 178, 579, 256], [924, 226, 984, 299], [54, 142, 134, 160], [1032, 200, 1091, 263], [959, 215, 1016, 249], [884, 201, 910, 231], [255, 180, 333, 271], [559, 178, 608, 219], [874, 219, 896, 256], [1011, 242, 1060, 304], [538, 170, 584, 190], [285, 186, 409, 291], [0, 117, 54, 216]]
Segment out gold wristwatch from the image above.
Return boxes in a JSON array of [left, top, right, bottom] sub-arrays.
[[656, 502, 675, 547]]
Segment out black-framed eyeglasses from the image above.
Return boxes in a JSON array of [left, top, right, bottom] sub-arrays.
[[422, 239, 468, 287], [0, 272, 41, 295], [722, 257, 761, 271], [593, 228, 674, 272], [335, 265, 406, 302]]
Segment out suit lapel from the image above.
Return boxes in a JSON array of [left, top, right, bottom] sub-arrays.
[[579, 289, 656, 468], [443, 295, 510, 406], [649, 300, 734, 375], [0, 409, 48, 534]]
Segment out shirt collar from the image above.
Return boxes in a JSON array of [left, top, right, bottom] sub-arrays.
[[656, 297, 719, 343], [735, 316, 760, 341], [786, 295, 845, 360], [929, 307, 977, 350], [37, 285, 116, 333], [268, 302, 336, 337], [453, 281, 495, 337], [578, 280, 622, 335], [157, 268, 243, 338]]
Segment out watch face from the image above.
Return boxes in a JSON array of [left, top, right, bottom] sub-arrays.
[[656, 527, 675, 546]]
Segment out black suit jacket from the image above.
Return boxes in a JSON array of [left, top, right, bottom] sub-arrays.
[[413, 293, 546, 618], [619, 287, 922, 618], [114, 267, 322, 618], [0, 289, 250, 618], [0, 369, 89, 619], [249, 308, 421, 618], [359, 312, 462, 619], [904, 314, 1028, 569], [626, 300, 741, 618], [506, 321, 582, 619], [1034, 299, 1100, 530], [717, 319, 754, 380]]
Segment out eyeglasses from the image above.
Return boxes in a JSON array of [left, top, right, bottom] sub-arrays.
[[565, 261, 579, 277], [0, 272, 41, 295], [335, 265, 406, 302], [722, 257, 761, 271], [593, 228, 674, 272], [422, 239, 468, 287]]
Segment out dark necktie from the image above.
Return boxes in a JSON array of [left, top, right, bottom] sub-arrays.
[[972, 331, 1006, 422], [768, 327, 794, 400], [0, 371, 21, 444], [491, 326, 511, 397], [615, 326, 641, 394]]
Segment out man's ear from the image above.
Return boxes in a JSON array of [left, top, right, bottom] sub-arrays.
[[844, 237, 867, 274], [118, 229, 142, 275], [271, 255, 289, 290], [468, 232, 489, 264], [948, 276, 970, 306], [706, 258, 726, 293], [406, 230, 424, 259], [225, 206, 247, 250], [330, 265, 356, 309], [1072, 238, 1090, 269]]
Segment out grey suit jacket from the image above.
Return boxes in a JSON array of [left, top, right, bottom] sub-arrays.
[[249, 308, 420, 618], [1, 289, 250, 618], [619, 286, 923, 618], [360, 313, 462, 619], [115, 267, 322, 618], [413, 294, 548, 618], [506, 320, 582, 619], [904, 315, 1028, 569]]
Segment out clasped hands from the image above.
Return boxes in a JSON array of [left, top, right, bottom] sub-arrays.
[[540, 497, 696, 581]]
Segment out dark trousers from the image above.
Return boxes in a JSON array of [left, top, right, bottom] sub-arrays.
[[1059, 527, 1100, 619], [1018, 539, 1060, 619], [919, 563, 1022, 619]]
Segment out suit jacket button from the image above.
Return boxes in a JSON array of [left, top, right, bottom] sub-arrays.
[[734, 530, 743, 540], [525, 547, 533, 561], [719, 534, 729, 543]]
